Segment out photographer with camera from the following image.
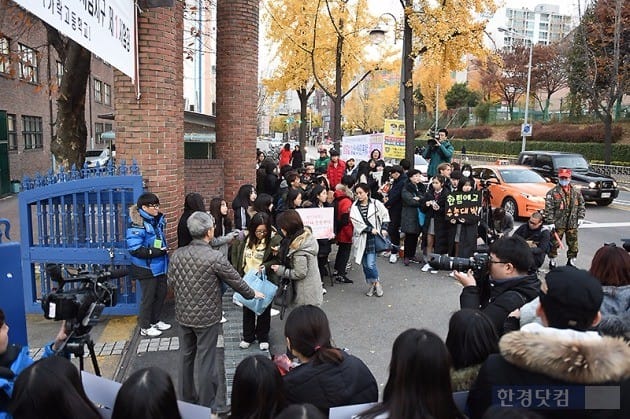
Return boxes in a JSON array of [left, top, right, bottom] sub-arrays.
[[422, 128, 454, 178], [0, 308, 67, 416], [453, 236, 540, 335], [513, 211, 551, 272]]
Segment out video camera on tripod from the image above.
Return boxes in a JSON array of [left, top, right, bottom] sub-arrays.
[[42, 264, 124, 329], [41, 264, 127, 375]]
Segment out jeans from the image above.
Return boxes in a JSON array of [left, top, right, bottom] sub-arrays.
[[178, 323, 220, 409], [361, 251, 379, 283]]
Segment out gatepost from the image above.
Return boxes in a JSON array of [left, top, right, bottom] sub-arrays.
[[0, 219, 28, 346]]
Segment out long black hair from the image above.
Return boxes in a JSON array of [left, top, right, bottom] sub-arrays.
[[247, 212, 272, 250], [209, 197, 233, 237], [10, 356, 102, 419], [276, 209, 305, 264], [284, 305, 343, 366], [359, 329, 465, 419], [445, 309, 499, 370], [230, 355, 286, 418], [111, 367, 182, 419]]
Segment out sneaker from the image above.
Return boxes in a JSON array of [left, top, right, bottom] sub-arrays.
[[421, 263, 431, 272], [259, 342, 269, 351], [140, 326, 162, 337], [381, 250, 391, 258], [403, 258, 410, 266], [270, 308, 280, 317], [567, 258, 577, 267], [389, 253, 398, 264], [239, 341, 251, 349], [322, 287, 327, 295], [220, 316, 227, 324], [410, 257, 423, 264], [548, 258, 557, 269], [375, 283, 384, 297], [366, 285, 375, 297], [152, 321, 172, 331], [335, 274, 353, 284]]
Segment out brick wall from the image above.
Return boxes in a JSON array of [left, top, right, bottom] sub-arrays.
[[114, 4, 184, 245], [184, 159, 225, 202], [216, 0, 258, 203]]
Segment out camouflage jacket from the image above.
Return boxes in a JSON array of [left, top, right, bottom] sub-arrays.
[[544, 184, 585, 229]]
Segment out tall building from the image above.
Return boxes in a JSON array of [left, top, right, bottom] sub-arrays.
[[503, 3, 574, 47]]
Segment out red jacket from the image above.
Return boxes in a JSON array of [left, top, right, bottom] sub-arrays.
[[333, 188, 354, 243], [327, 159, 346, 189], [279, 149, 292, 168]]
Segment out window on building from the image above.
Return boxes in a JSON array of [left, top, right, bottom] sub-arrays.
[[22, 115, 43, 149], [104, 123, 113, 132], [94, 79, 102, 103], [18, 43, 38, 83], [7, 114, 17, 150], [104, 83, 111, 105], [56, 61, 64, 86], [94, 123, 104, 144], [0, 37, 9, 75]]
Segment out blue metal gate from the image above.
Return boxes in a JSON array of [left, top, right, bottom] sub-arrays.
[[19, 162, 143, 314]]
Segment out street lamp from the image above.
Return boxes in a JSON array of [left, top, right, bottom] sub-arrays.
[[370, 6, 414, 162], [499, 27, 533, 152]]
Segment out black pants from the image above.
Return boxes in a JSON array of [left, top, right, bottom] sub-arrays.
[[334, 242, 352, 274], [138, 274, 167, 329], [242, 304, 271, 343], [403, 233, 420, 259], [388, 209, 402, 249]]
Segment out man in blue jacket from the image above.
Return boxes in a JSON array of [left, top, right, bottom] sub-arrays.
[[127, 192, 171, 337]]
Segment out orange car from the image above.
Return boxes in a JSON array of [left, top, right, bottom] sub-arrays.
[[471, 165, 556, 219]]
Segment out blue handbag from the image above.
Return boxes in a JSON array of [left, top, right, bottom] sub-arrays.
[[418, 208, 426, 227], [374, 233, 391, 253], [234, 268, 278, 316]]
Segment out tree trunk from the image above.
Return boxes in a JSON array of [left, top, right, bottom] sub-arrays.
[[603, 113, 612, 164], [49, 38, 91, 169], [402, 1, 415, 162]]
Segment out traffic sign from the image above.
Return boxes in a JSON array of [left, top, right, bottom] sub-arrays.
[[521, 123, 532, 137]]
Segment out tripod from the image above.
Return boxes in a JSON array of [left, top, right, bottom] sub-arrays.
[[56, 325, 101, 376]]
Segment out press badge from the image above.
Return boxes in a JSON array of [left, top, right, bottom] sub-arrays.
[[154, 239, 163, 248]]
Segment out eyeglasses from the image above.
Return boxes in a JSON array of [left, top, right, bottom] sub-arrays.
[[255, 229, 268, 235], [146, 204, 160, 208], [488, 259, 508, 265]]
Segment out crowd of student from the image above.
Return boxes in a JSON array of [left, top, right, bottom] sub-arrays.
[[1, 136, 628, 418]]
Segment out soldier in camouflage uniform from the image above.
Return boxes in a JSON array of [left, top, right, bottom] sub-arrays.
[[544, 168, 585, 268]]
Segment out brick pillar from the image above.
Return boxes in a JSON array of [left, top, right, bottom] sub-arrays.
[[216, 0, 259, 202], [114, 4, 184, 245]]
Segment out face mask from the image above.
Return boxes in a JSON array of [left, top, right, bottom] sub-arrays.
[[559, 179, 570, 187], [462, 171, 471, 177]]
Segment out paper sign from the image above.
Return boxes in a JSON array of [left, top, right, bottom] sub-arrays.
[[445, 191, 481, 223], [296, 207, 335, 239]]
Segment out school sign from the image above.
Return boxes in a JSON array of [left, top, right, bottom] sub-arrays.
[[14, 0, 135, 79]]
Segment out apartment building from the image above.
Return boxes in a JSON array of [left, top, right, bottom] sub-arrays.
[[503, 3, 574, 47]]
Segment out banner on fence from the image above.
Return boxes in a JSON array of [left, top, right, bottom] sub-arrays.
[[383, 119, 405, 159]]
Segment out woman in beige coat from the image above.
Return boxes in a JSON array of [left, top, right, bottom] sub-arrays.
[[271, 209, 323, 307]]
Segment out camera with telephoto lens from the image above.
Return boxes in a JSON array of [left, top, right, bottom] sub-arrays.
[[42, 264, 124, 329], [427, 253, 490, 276]]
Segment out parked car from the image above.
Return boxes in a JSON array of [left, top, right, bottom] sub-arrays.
[[471, 165, 556, 218], [517, 151, 619, 206], [85, 148, 113, 168]]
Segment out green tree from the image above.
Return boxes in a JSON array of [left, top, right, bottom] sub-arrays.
[[567, 0, 629, 164], [445, 82, 480, 108]]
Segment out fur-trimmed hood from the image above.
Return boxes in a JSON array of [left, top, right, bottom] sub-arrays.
[[288, 229, 318, 256], [129, 204, 165, 227], [499, 327, 630, 384]]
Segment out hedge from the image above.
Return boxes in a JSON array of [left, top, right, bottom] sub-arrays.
[[504, 123, 623, 143]]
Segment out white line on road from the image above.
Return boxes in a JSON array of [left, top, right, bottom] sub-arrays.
[[579, 222, 630, 229]]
